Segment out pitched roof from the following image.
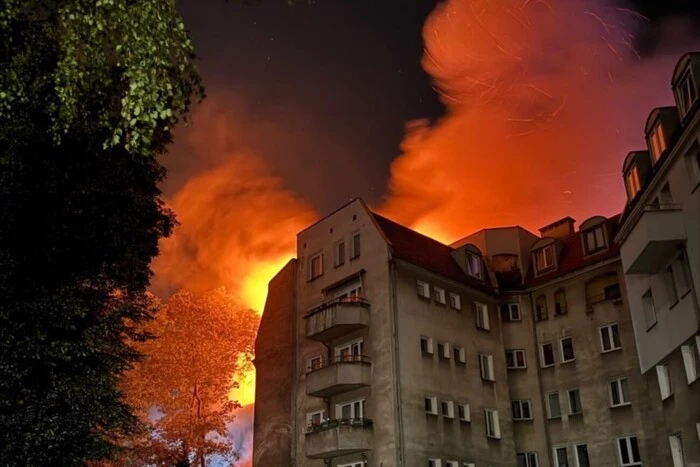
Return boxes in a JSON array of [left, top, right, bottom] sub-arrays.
[[371, 213, 495, 294], [525, 214, 622, 287]]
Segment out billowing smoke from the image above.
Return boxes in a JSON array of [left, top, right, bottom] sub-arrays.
[[380, 0, 698, 243]]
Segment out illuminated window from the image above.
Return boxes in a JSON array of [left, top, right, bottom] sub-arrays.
[[677, 70, 698, 118], [534, 245, 555, 273], [649, 122, 667, 162], [584, 225, 606, 254], [467, 252, 483, 279], [625, 165, 642, 200]]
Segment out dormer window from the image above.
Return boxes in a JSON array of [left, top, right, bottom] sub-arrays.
[[677, 69, 698, 118], [466, 252, 483, 280], [583, 225, 606, 255], [648, 122, 667, 162], [534, 245, 555, 273], [625, 165, 641, 200]]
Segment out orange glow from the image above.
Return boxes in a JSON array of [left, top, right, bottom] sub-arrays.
[[229, 355, 257, 407]]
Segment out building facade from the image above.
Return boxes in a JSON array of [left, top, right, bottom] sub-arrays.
[[253, 53, 700, 467]]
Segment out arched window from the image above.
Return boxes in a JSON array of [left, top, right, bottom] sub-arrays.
[[554, 289, 568, 315], [535, 295, 548, 322]]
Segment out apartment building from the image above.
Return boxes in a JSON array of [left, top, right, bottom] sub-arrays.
[[252, 52, 700, 467], [614, 52, 700, 467]]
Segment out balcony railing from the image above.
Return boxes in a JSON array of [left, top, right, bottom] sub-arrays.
[[645, 203, 681, 212], [305, 296, 370, 317], [307, 354, 371, 373], [305, 296, 371, 341], [305, 417, 374, 459], [306, 355, 372, 398], [305, 417, 373, 434]]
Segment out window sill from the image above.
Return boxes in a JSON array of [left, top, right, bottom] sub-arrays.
[[610, 402, 631, 409], [541, 363, 555, 369], [560, 359, 576, 365], [680, 289, 692, 300], [568, 411, 583, 417], [601, 347, 622, 354], [486, 435, 501, 440], [458, 418, 470, 423], [514, 418, 534, 422], [507, 366, 527, 371], [476, 326, 491, 333], [547, 416, 562, 421]]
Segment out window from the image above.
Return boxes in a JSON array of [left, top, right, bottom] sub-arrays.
[[467, 252, 483, 279], [649, 122, 667, 162], [307, 355, 323, 372], [441, 400, 455, 419], [547, 391, 561, 419], [600, 323, 622, 352], [485, 409, 501, 439], [336, 340, 363, 362], [306, 409, 326, 427], [657, 363, 673, 400], [617, 436, 642, 466], [437, 341, 450, 360], [500, 303, 521, 321], [541, 342, 555, 367], [336, 399, 365, 419], [511, 400, 532, 420], [535, 295, 548, 321], [677, 70, 698, 117], [669, 434, 686, 467], [554, 447, 569, 467], [309, 253, 323, 280], [428, 458, 442, 467], [642, 290, 656, 329], [479, 354, 495, 381], [681, 343, 699, 384], [424, 396, 438, 415], [610, 377, 630, 407], [420, 336, 434, 356], [338, 463, 364, 467], [517, 452, 539, 467], [445, 462, 459, 467], [626, 165, 642, 199], [574, 444, 590, 467], [350, 232, 361, 259], [449, 292, 461, 310], [535, 245, 555, 272], [506, 349, 527, 369], [473, 302, 490, 330], [584, 225, 606, 254], [434, 287, 446, 304], [560, 337, 575, 363], [457, 403, 470, 422], [453, 345, 466, 364], [673, 252, 691, 297], [664, 265, 679, 306], [567, 389, 582, 415], [554, 289, 568, 315], [417, 280, 430, 298], [334, 241, 345, 267]]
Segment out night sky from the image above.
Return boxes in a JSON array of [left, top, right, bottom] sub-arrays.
[[168, 0, 700, 215]]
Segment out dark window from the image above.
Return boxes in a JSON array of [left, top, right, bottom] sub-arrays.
[[535, 295, 548, 321], [561, 337, 575, 362], [351, 233, 361, 259], [542, 343, 555, 366], [554, 289, 567, 315]]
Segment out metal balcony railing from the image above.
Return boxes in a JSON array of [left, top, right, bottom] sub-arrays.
[[645, 203, 681, 212], [304, 296, 370, 318], [305, 418, 374, 434], [306, 354, 371, 374]]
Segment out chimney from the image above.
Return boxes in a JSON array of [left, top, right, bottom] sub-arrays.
[[539, 217, 576, 239]]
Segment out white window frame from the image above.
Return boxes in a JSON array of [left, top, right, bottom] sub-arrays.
[[559, 336, 575, 363], [434, 286, 446, 305], [511, 399, 533, 420], [485, 409, 501, 439], [338, 463, 364, 467], [541, 342, 555, 368], [516, 452, 539, 467], [437, 341, 450, 360], [425, 396, 438, 415], [584, 225, 607, 253], [307, 354, 324, 372], [553, 446, 569, 467], [642, 289, 656, 330], [656, 363, 673, 400], [616, 435, 642, 467], [428, 459, 442, 467], [547, 391, 561, 419], [448, 292, 461, 310], [677, 68, 698, 117], [335, 339, 363, 361], [474, 302, 490, 330], [420, 335, 434, 355], [567, 388, 582, 415], [501, 302, 521, 321], [334, 240, 345, 267], [574, 443, 590, 467], [467, 252, 483, 279], [506, 349, 527, 369], [335, 398, 365, 420], [457, 403, 471, 422], [681, 342, 699, 384], [453, 345, 466, 363], [479, 353, 495, 381], [609, 377, 631, 407], [535, 245, 555, 272], [309, 253, 323, 280], [445, 461, 459, 467], [417, 280, 431, 298], [350, 232, 361, 259], [306, 409, 326, 427], [669, 433, 686, 467], [441, 400, 455, 419], [599, 323, 622, 353]]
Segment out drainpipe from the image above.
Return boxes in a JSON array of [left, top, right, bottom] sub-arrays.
[[323, 341, 333, 420], [529, 291, 554, 467], [389, 259, 405, 466]]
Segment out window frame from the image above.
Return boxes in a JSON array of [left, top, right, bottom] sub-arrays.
[[669, 433, 686, 467], [553, 446, 569, 467], [466, 252, 483, 280], [437, 341, 451, 360], [417, 280, 430, 298], [306, 409, 326, 427], [516, 452, 539, 467], [540, 342, 555, 368], [677, 68, 698, 118], [501, 302, 521, 321], [428, 458, 442, 467], [505, 349, 527, 369], [441, 400, 455, 419], [479, 353, 495, 382], [616, 435, 642, 467], [350, 232, 361, 259], [648, 121, 667, 162], [583, 225, 607, 254], [434, 286, 446, 305], [681, 342, 699, 384], [656, 363, 673, 400], [420, 335, 434, 356], [448, 292, 462, 310], [457, 403, 471, 422], [546, 391, 561, 419], [642, 289, 657, 330], [453, 345, 466, 364], [307, 354, 324, 372], [574, 443, 590, 467], [559, 336, 575, 363], [334, 240, 346, 267], [424, 396, 438, 415], [511, 399, 533, 421], [567, 388, 582, 415], [309, 252, 324, 280], [474, 302, 490, 330], [534, 245, 555, 273], [599, 323, 622, 353], [609, 377, 631, 407], [485, 409, 501, 439]]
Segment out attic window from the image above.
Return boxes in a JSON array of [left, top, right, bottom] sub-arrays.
[[583, 225, 606, 255], [625, 165, 641, 200], [534, 245, 555, 273], [649, 122, 667, 163], [466, 252, 483, 280], [677, 69, 698, 118]]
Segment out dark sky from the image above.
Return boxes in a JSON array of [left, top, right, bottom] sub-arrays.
[[169, 0, 700, 214]]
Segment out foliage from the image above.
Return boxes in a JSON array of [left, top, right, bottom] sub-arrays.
[[0, 0, 203, 156], [115, 288, 259, 467]]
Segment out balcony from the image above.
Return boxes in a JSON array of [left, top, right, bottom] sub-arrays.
[[305, 418, 373, 459], [306, 355, 371, 398], [305, 296, 370, 341], [621, 204, 687, 274]]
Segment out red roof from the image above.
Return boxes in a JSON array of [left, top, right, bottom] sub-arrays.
[[371, 213, 495, 294], [525, 214, 622, 287]]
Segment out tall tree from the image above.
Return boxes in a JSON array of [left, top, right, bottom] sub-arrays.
[[117, 288, 259, 466], [0, 1, 202, 465]]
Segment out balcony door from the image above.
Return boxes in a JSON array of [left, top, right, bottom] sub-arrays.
[[336, 339, 363, 362], [336, 399, 365, 420]]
